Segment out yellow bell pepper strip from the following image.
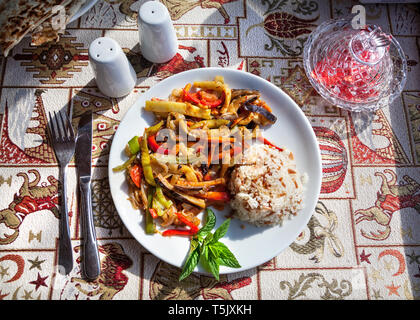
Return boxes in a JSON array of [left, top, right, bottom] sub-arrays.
[[174, 177, 226, 189], [146, 120, 164, 136], [145, 100, 212, 119], [112, 154, 136, 172], [140, 129, 156, 187], [145, 189, 156, 234], [189, 119, 230, 129]]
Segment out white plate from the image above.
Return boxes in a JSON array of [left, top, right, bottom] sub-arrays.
[[108, 67, 322, 275], [69, 0, 98, 23]]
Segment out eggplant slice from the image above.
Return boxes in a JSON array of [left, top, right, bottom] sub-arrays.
[[230, 89, 260, 99], [156, 174, 206, 208], [242, 103, 277, 124]]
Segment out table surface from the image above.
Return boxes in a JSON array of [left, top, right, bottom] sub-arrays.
[[0, 0, 419, 300]]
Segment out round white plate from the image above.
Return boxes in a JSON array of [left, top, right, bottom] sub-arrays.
[[108, 67, 322, 275], [69, 0, 98, 23]]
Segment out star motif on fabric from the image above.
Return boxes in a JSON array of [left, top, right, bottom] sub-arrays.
[[22, 289, 34, 300], [369, 267, 383, 283], [0, 265, 9, 279], [28, 256, 46, 271], [0, 290, 9, 300], [29, 272, 48, 291], [385, 282, 400, 297], [372, 289, 382, 300], [382, 259, 393, 272], [406, 251, 420, 264], [360, 249, 371, 264], [401, 227, 413, 240]]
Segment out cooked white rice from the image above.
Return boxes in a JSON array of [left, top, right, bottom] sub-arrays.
[[228, 143, 307, 227]]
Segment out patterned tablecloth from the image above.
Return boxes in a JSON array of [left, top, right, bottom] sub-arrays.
[[0, 0, 419, 301]]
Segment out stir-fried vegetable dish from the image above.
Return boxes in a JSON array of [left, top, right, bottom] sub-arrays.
[[113, 76, 278, 237]]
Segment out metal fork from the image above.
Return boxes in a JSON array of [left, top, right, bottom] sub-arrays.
[[48, 110, 76, 275]]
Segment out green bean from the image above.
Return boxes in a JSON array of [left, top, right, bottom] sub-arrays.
[[112, 154, 136, 172], [145, 188, 156, 234], [140, 129, 156, 186]]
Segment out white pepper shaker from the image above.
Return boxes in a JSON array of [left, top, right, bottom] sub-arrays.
[[138, 1, 178, 64], [89, 37, 137, 98]]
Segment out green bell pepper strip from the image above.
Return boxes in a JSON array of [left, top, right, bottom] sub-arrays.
[[112, 154, 136, 172], [155, 185, 173, 209], [140, 129, 156, 187], [145, 188, 156, 234], [140, 121, 165, 187], [152, 196, 164, 216], [127, 135, 140, 155]]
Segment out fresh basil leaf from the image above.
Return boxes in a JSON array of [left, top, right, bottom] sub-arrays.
[[179, 209, 238, 282], [208, 243, 220, 260], [203, 232, 213, 246], [209, 241, 241, 268], [211, 218, 230, 243], [179, 245, 200, 281], [206, 248, 220, 281], [189, 238, 199, 253], [196, 208, 216, 239], [199, 245, 211, 273]]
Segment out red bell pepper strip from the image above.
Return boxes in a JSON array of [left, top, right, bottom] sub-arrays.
[[129, 164, 142, 188], [196, 191, 230, 202], [175, 212, 199, 232], [183, 88, 201, 105], [161, 213, 200, 237], [199, 90, 224, 108], [162, 229, 197, 237], [201, 98, 223, 108], [149, 208, 158, 219], [258, 136, 284, 152], [203, 173, 213, 181], [183, 88, 224, 107], [148, 134, 169, 155]]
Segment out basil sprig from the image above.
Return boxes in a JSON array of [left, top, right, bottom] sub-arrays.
[[179, 208, 241, 281]]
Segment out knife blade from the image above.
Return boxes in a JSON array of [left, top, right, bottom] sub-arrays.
[[75, 111, 101, 281], [75, 112, 92, 179]]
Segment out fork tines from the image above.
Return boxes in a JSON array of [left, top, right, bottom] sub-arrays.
[[48, 110, 75, 142]]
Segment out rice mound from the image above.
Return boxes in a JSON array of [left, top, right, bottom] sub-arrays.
[[228, 143, 307, 227]]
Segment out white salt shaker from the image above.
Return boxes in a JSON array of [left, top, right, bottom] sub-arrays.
[[138, 1, 178, 63], [89, 37, 137, 98]]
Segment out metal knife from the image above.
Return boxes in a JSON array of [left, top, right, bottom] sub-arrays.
[[75, 111, 101, 281]]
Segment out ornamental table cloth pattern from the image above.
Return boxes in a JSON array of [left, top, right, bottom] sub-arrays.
[[0, 0, 419, 300]]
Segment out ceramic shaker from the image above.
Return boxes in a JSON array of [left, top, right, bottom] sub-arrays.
[[138, 1, 178, 63], [89, 37, 137, 98]]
